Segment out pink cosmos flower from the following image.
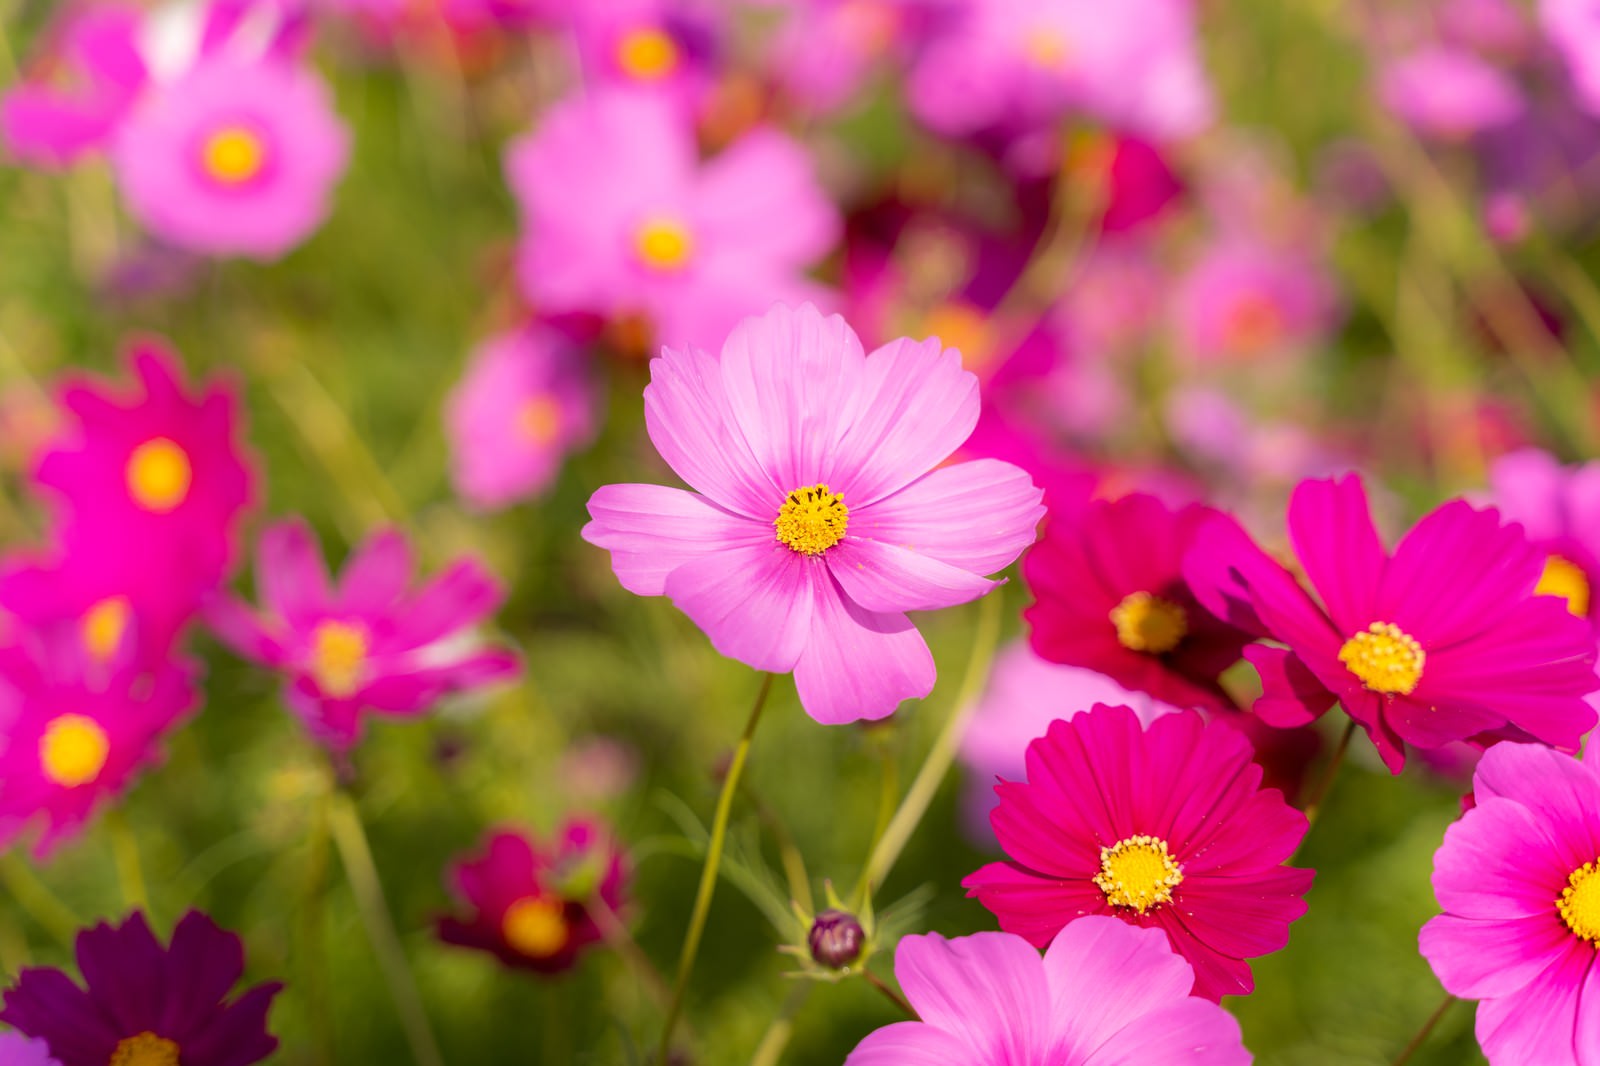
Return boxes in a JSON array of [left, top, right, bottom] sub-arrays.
[[437, 820, 628, 975], [1379, 47, 1525, 140], [582, 303, 1045, 724], [765, 0, 952, 115], [1168, 237, 1338, 364], [112, 53, 349, 259], [845, 919, 1250, 1064], [1543, 0, 1600, 117], [964, 705, 1313, 1000], [1185, 475, 1600, 772], [567, 0, 722, 111], [1024, 493, 1255, 713], [1419, 740, 1600, 1065], [207, 519, 521, 749], [445, 327, 598, 510], [1486, 448, 1600, 631], [505, 91, 840, 354]]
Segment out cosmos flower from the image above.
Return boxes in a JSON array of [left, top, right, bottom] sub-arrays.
[[1379, 47, 1525, 140], [207, 519, 521, 749], [567, 0, 723, 110], [505, 91, 839, 354], [1024, 493, 1255, 713], [964, 705, 1312, 1000], [1185, 474, 1599, 771], [437, 821, 628, 974], [766, 0, 951, 116], [0, 910, 281, 1066], [844, 918, 1250, 1064], [1168, 237, 1338, 364], [445, 326, 598, 510], [111, 52, 349, 259], [1419, 740, 1600, 1065], [582, 303, 1045, 724], [1486, 447, 1600, 631]]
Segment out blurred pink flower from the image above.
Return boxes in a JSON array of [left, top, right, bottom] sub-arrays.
[[1487, 447, 1600, 632], [1169, 238, 1338, 364], [568, 0, 723, 112], [583, 303, 1044, 724], [1379, 47, 1524, 139], [445, 327, 598, 510], [506, 91, 839, 354], [208, 519, 521, 749], [765, 0, 951, 115], [1543, 0, 1600, 117]]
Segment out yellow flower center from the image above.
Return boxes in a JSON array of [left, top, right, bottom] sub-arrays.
[[1222, 291, 1285, 357], [1109, 591, 1188, 654], [39, 714, 110, 788], [110, 1031, 181, 1066], [1023, 27, 1071, 68], [201, 126, 266, 185], [1559, 861, 1600, 942], [82, 597, 131, 662], [517, 395, 563, 446], [126, 438, 192, 513], [616, 27, 681, 81], [635, 217, 694, 272], [1338, 621, 1425, 695], [774, 484, 849, 555], [1538, 555, 1591, 618], [309, 620, 368, 699], [1094, 835, 1183, 914], [920, 301, 993, 373], [502, 896, 569, 958]]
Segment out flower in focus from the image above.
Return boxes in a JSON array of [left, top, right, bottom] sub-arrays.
[[437, 821, 628, 974], [1168, 237, 1338, 364], [1185, 475, 1600, 771], [1486, 447, 1600, 631], [1379, 47, 1525, 140], [844, 919, 1250, 1064], [964, 705, 1313, 1000], [1024, 493, 1255, 712], [1419, 740, 1600, 1065], [112, 53, 349, 258], [445, 326, 598, 510], [505, 91, 840, 354], [582, 303, 1045, 724], [207, 519, 521, 749], [0, 910, 281, 1066]]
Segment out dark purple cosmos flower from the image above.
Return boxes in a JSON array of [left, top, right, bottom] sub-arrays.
[[0, 910, 281, 1066]]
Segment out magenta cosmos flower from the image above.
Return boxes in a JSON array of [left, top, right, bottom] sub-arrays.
[[845, 919, 1249, 1064], [964, 705, 1312, 999], [207, 519, 520, 749], [445, 326, 598, 511], [437, 820, 628, 974], [1185, 475, 1599, 772], [112, 52, 348, 259], [1, 910, 281, 1066], [567, 0, 722, 111], [1419, 740, 1600, 1065], [1487, 448, 1600, 632], [1024, 493, 1255, 713], [506, 91, 840, 354], [582, 303, 1045, 724]]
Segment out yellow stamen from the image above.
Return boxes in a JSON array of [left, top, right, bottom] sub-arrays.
[[775, 484, 849, 555], [39, 714, 110, 788], [110, 1031, 180, 1066], [1109, 591, 1188, 654], [1559, 861, 1600, 942], [1222, 291, 1285, 357], [635, 217, 694, 272], [1094, 835, 1183, 914], [517, 395, 563, 447], [309, 621, 368, 699], [126, 438, 192, 513], [616, 27, 681, 81], [1023, 27, 1071, 68], [502, 896, 569, 958], [82, 597, 131, 662], [1538, 555, 1591, 619], [1338, 621, 1425, 695], [201, 126, 266, 185]]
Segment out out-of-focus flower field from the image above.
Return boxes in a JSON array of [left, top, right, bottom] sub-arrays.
[[5, 0, 1600, 1063]]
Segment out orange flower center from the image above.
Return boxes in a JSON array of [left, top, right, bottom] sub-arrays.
[[110, 1031, 181, 1066], [201, 126, 266, 185], [502, 896, 569, 958], [39, 714, 110, 788], [126, 438, 192, 513], [616, 27, 681, 81], [310, 620, 368, 698]]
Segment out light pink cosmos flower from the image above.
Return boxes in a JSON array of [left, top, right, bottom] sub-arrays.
[[208, 519, 521, 749], [445, 327, 598, 510], [112, 53, 349, 259], [505, 91, 840, 355], [1379, 47, 1525, 140], [582, 303, 1045, 724], [845, 919, 1250, 1064]]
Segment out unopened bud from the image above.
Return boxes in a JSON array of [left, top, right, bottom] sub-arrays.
[[808, 909, 864, 969]]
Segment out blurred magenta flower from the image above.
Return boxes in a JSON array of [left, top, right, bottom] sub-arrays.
[[766, 0, 951, 115], [582, 303, 1044, 724], [844, 919, 1250, 1064], [1186, 475, 1599, 772], [964, 705, 1312, 1000], [437, 820, 628, 974], [208, 519, 520, 749], [1487, 447, 1600, 630], [506, 91, 839, 354], [1379, 47, 1524, 140], [445, 326, 598, 510], [568, 0, 722, 110], [0, 626, 197, 857], [1024, 493, 1254, 713], [0, 1033, 60, 1066], [1169, 237, 1338, 364], [112, 53, 349, 259], [0, 910, 281, 1066], [1419, 740, 1600, 1065], [1543, 0, 1600, 116]]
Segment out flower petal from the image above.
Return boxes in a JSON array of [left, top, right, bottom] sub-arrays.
[[844, 1021, 971, 1065], [643, 344, 779, 517], [663, 541, 817, 674], [337, 529, 412, 616], [1042, 916, 1196, 1059], [791, 576, 934, 724], [1420, 912, 1573, 999], [849, 459, 1044, 575], [256, 519, 329, 628], [894, 932, 1049, 1061], [828, 537, 998, 613], [582, 483, 768, 596], [1285, 475, 1384, 633]]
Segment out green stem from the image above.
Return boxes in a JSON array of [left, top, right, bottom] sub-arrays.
[[749, 984, 810, 1066], [105, 810, 148, 914], [0, 853, 80, 947], [328, 791, 445, 1066], [1304, 718, 1358, 828], [1391, 992, 1456, 1066], [300, 788, 337, 1066], [656, 673, 775, 1064]]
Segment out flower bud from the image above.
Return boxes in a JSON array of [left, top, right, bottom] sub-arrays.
[[808, 909, 864, 969]]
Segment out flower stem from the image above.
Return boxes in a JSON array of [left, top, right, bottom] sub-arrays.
[[1391, 992, 1456, 1066], [1304, 717, 1358, 828], [327, 790, 445, 1066], [749, 984, 810, 1066], [0, 853, 80, 947], [864, 969, 916, 1019], [656, 672, 775, 1064], [105, 810, 149, 914], [300, 788, 337, 1066]]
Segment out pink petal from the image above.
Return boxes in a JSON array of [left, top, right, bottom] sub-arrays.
[[337, 529, 412, 615], [1475, 939, 1593, 1066], [256, 519, 330, 628], [694, 130, 840, 268], [848, 459, 1044, 575], [1431, 796, 1571, 920], [1042, 916, 1196, 1059], [1285, 475, 1383, 633], [828, 537, 998, 613], [202, 598, 287, 668], [663, 540, 817, 673], [894, 932, 1049, 1061], [844, 1022, 970, 1065], [964, 861, 1107, 948], [389, 559, 503, 649], [583, 483, 768, 596], [791, 576, 934, 724], [1080, 998, 1249, 1066], [1420, 913, 1573, 999], [1243, 646, 1334, 727], [1471, 743, 1600, 870]]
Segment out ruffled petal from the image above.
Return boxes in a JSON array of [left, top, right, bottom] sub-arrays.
[[663, 541, 817, 674], [1042, 916, 1196, 1059], [894, 932, 1049, 1061], [791, 576, 934, 724], [582, 484, 769, 596], [827, 537, 998, 613]]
